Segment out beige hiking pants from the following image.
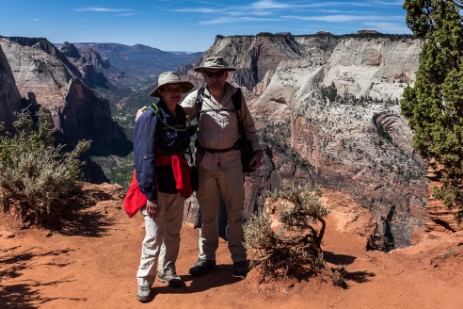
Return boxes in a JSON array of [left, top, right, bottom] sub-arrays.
[[196, 165, 247, 262], [136, 192, 184, 287]]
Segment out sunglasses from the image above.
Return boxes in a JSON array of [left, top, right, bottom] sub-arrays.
[[203, 71, 226, 78]]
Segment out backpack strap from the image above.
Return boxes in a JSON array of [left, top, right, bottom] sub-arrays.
[[231, 88, 242, 112], [148, 102, 188, 132], [195, 87, 205, 124], [148, 102, 160, 116], [194, 87, 246, 143], [231, 89, 246, 139], [195, 87, 242, 122]]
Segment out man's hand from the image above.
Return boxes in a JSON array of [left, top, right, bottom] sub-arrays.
[[249, 150, 264, 169], [146, 199, 159, 219]]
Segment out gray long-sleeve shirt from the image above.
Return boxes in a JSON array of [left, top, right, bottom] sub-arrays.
[[181, 82, 262, 170]]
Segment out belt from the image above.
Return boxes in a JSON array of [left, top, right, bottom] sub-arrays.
[[195, 140, 240, 153]]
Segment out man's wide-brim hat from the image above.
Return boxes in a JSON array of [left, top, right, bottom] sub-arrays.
[[194, 56, 236, 72], [149, 71, 194, 97]]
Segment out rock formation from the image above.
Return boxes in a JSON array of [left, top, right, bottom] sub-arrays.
[[72, 46, 110, 88], [183, 33, 430, 247], [60, 78, 122, 144], [0, 36, 125, 146], [0, 42, 21, 130]]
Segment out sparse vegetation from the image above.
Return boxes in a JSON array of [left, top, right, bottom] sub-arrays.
[[0, 109, 90, 228], [259, 120, 312, 170], [430, 248, 460, 265], [244, 180, 345, 286], [320, 82, 338, 102]]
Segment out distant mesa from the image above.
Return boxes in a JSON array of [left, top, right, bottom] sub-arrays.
[[217, 31, 385, 38], [256, 32, 276, 37], [357, 29, 381, 34]]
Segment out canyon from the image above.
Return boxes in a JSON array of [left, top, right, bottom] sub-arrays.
[[0, 32, 456, 248], [181, 33, 430, 247]]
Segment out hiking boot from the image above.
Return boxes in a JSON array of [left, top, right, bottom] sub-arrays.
[[232, 261, 249, 278], [158, 272, 184, 288], [136, 286, 152, 303], [189, 258, 216, 276]]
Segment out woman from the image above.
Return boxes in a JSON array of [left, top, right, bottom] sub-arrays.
[[133, 71, 194, 302]]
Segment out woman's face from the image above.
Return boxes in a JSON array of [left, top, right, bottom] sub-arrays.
[[158, 83, 183, 107]]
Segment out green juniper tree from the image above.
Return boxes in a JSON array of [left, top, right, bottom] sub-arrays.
[[401, 0, 463, 214]]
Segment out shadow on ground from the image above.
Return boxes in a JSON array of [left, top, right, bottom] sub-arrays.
[[0, 247, 85, 308], [323, 250, 357, 265], [323, 250, 375, 285], [153, 264, 243, 298], [58, 187, 117, 237]]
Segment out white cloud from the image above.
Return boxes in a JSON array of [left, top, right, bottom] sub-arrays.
[[174, 1, 407, 28], [200, 16, 277, 25], [373, 1, 404, 6], [250, 0, 289, 10], [115, 13, 136, 17], [200, 17, 233, 24], [294, 2, 371, 8], [174, 1, 289, 19], [74, 7, 134, 13], [318, 9, 343, 14], [174, 8, 221, 13], [283, 14, 403, 23]]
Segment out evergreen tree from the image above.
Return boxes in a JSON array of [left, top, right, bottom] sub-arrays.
[[401, 0, 463, 211]]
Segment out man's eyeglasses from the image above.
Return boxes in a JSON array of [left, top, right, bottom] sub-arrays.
[[203, 71, 226, 78]]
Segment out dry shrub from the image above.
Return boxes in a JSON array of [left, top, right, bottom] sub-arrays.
[[244, 179, 344, 284], [0, 109, 90, 227]]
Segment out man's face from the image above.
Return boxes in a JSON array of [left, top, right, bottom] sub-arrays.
[[203, 69, 228, 90]]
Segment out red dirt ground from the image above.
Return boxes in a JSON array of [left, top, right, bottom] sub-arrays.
[[1, 184, 463, 309]]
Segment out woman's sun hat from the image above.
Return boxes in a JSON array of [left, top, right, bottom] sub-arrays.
[[149, 71, 194, 97]]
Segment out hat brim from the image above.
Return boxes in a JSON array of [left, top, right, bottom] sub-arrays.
[[194, 66, 236, 73], [149, 81, 194, 97]]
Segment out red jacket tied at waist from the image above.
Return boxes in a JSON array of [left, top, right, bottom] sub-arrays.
[[123, 170, 147, 218], [155, 154, 192, 198], [123, 154, 192, 218]]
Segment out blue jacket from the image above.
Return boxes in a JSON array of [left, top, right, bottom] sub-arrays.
[[133, 100, 191, 202]]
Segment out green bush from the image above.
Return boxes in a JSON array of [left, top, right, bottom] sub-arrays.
[[321, 82, 338, 102], [0, 109, 90, 227]]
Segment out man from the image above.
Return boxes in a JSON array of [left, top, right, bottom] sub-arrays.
[[181, 56, 264, 278]]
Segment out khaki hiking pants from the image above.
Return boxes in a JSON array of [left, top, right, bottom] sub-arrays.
[[196, 165, 247, 263], [136, 192, 184, 287]]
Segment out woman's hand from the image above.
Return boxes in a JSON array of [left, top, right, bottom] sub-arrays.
[[146, 199, 159, 219]]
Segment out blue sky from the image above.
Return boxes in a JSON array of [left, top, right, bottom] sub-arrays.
[[0, 0, 410, 52]]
